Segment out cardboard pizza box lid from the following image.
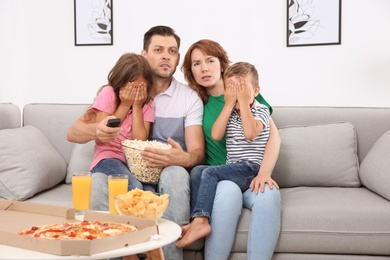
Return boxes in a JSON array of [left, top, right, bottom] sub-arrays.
[[0, 200, 158, 256]]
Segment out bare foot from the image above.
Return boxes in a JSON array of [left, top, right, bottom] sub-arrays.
[[176, 217, 211, 248], [180, 224, 191, 238]]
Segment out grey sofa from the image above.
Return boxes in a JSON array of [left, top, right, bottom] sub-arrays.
[[1, 103, 390, 260]]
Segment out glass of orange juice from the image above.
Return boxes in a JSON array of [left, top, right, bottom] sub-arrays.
[[108, 174, 129, 214], [72, 172, 92, 214]]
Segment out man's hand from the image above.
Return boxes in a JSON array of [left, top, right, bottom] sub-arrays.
[[141, 138, 189, 167], [249, 174, 279, 194], [95, 116, 121, 143]]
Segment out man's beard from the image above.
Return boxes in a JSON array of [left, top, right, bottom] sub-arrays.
[[153, 68, 175, 79]]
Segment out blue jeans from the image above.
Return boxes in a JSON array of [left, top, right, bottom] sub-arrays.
[[90, 165, 190, 260], [191, 161, 258, 219], [190, 165, 281, 260], [93, 158, 138, 190]]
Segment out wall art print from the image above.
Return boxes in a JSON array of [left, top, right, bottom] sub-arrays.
[[74, 0, 113, 46], [287, 0, 341, 47]]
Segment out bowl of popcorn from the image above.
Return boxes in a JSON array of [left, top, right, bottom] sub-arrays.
[[121, 139, 171, 184], [114, 188, 169, 219]]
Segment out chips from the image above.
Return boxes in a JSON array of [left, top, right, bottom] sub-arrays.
[[114, 188, 169, 219]]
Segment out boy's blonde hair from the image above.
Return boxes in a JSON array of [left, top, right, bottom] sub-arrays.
[[224, 62, 259, 88]]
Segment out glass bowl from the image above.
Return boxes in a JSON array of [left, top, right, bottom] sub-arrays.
[[114, 188, 169, 219]]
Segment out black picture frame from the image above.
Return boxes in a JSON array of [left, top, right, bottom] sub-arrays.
[[287, 0, 341, 47], [74, 0, 113, 46]]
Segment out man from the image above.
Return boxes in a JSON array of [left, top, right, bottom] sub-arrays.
[[67, 26, 204, 260]]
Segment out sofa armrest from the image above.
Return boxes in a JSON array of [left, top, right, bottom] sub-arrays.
[[0, 103, 21, 129]]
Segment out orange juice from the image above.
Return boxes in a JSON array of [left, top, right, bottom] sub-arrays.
[[72, 172, 92, 211], [108, 174, 129, 214]]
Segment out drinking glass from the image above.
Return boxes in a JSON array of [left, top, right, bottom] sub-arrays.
[[108, 174, 129, 214], [72, 172, 92, 215]]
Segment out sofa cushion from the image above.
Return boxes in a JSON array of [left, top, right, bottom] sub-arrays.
[[0, 126, 67, 200], [272, 122, 360, 188], [233, 188, 390, 255], [65, 141, 94, 184], [359, 129, 390, 201]]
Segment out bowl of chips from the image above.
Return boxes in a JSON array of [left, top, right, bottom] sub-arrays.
[[114, 188, 169, 219], [121, 139, 172, 184]]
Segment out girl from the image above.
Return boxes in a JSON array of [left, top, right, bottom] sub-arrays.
[[90, 53, 155, 191]]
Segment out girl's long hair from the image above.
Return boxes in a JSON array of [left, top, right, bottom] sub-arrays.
[[99, 53, 154, 110]]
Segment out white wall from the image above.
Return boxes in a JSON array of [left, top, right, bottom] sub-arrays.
[[1, 0, 390, 110]]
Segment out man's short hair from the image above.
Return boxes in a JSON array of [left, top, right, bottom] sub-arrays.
[[143, 25, 181, 51]]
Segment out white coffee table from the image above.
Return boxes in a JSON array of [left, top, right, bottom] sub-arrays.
[[0, 218, 180, 260]]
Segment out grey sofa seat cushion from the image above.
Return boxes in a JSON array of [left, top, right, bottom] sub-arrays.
[[24, 183, 72, 208], [359, 129, 390, 201], [273, 122, 360, 188], [233, 187, 390, 256], [0, 126, 67, 200]]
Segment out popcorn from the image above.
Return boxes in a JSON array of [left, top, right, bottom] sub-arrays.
[[121, 139, 171, 184]]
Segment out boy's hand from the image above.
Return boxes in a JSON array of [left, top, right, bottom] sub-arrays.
[[236, 77, 252, 106], [224, 80, 237, 108]]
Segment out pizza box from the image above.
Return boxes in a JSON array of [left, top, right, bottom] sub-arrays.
[[0, 200, 158, 256]]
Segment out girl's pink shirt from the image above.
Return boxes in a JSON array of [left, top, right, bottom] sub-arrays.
[[90, 86, 154, 170]]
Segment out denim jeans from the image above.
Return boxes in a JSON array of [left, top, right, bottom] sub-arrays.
[[190, 165, 282, 260], [191, 161, 258, 219], [91, 158, 143, 191], [91, 165, 190, 260], [158, 166, 190, 260]]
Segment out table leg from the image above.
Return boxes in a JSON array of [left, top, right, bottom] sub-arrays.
[[146, 248, 164, 260], [122, 247, 164, 260]]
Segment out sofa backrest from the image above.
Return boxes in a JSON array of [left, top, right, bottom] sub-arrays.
[[272, 106, 390, 163], [22, 103, 90, 164], [0, 103, 21, 129], [18, 104, 390, 169]]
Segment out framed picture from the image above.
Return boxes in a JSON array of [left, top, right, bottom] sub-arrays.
[[287, 0, 341, 47], [74, 0, 113, 46]]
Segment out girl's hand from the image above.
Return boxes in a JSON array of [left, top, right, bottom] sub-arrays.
[[119, 82, 136, 107], [132, 82, 147, 107]]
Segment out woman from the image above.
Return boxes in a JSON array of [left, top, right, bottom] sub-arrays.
[[180, 40, 282, 260]]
